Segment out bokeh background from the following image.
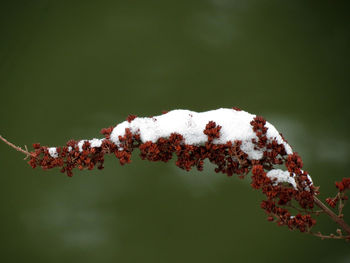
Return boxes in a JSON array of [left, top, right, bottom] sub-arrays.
[[1, 0, 350, 262]]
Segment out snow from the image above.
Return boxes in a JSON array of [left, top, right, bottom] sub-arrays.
[[77, 138, 103, 152], [48, 147, 58, 158], [48, 140, 102, 158], [44, 108, 314, 190], [266, 169, 297, 189], [47, 108, 294, 164], [110, 108, 293, 160], [266, 169, 313, 190]]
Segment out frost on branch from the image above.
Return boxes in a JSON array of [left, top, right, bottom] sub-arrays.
[[2, 108, 349, 239]]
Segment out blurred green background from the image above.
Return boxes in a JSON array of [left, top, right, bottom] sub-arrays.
[[0, 0, 350, 262]]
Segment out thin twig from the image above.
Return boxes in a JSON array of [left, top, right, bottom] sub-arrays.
[[338, 193, 345, 217], [288, 203, 324, 215], [0, 135, 33, 157], [311, 231, 350, 240]]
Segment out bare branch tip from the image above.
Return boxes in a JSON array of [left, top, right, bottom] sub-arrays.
[[0, 134, 32, 157]]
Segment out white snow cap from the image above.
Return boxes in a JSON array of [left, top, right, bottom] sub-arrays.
[[77, 138, 103, 152], [48, 147, 59, 158], [266, 169, 313, 190], [110, 108, 293, 160], [45, 108, 312, 189], [266, 169, 297, 189]]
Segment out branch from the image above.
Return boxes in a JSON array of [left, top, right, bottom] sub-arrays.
[[314, 196, 350, 235], [0, 135, 32, 158], [312, 230, 350, 240], [1, 108, 350, 241]]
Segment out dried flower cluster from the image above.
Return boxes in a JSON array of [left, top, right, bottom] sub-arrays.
[[1, 108, 349, 240]]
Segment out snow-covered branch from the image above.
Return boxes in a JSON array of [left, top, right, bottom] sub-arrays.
[[1, 107, 349, 240]]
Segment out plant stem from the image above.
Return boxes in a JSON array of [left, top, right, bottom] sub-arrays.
[[0, 135, 32, 157], [314, 196, 350, 235]]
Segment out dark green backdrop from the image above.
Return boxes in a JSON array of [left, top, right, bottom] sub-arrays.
[[0, 0, 349, 262]]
